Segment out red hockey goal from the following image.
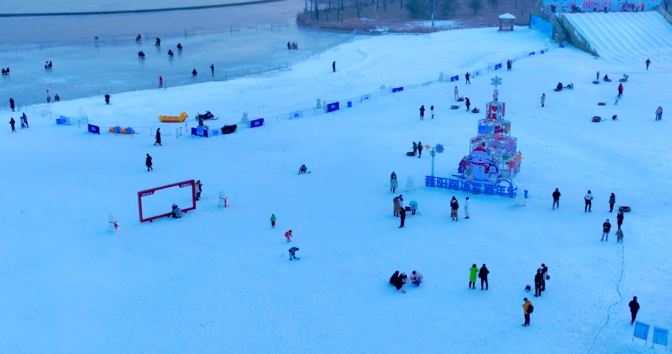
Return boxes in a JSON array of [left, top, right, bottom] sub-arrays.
[[138, 180, 196, 223]]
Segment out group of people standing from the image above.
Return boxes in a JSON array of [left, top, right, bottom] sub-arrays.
[[419, 105, 434, 120], [8, 113, 29, 132]]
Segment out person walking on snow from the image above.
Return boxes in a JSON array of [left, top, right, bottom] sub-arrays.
[[399, 206, 406, 228], [479, 264, 489, 290], [507, 59, 512, 71], [450, 196, 459, 221], [332, 61, 336, 73], [609, 193, 616, 212], [390, 172, 398, 193], [618, 83, 624, 98], [655, 106, 663, 121], [454, 86, 459, 100], [465, 71, 470, 84], [464, 197, 470, 219], [596, 71, 600, 81], [159, 76, 163, 87], [420, 105, 425, 120], [285, 230, 293, 243], [417, 141, 423, 158], [522, 298, 533, 326], [602, 219, 611, 241], [617, 210, 624, 229], [288, 247, 299, 261], [431, 105, 434, 119], [270, 214, 276, 228], [540, 264, 548, 291], [552, 188, 561, 209], [9, 118, 16, 132], [195, 180, 203, 201], [465, 97, 471, 111], [541, 93, 545, 108], [105, 94, 110, 105], [584, 190, 593, 212], [645, 58, 651, 70], [146, 154, 153, 171], [469, 264, 478, 289], [393, 196, 401, 217], [9, 98, 15, 112], [154, 128, 162, 146], [22, 113, 28, 128], [617, 229, 624, 242], [534, 269, 543, 297], [412, 141, 418, 154], [629, 296, 640, 324], [210, 64, 214, 76]]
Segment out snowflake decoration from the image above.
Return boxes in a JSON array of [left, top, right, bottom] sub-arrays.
[[435, 144, 444, 153], [502, 152, 511, 161], [491, 76, 502, 88]]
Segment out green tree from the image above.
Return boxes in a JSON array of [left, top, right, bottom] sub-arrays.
[[405, 0, 429, 17], [468, 0, 482, 13], [440, 0, 460, 16]]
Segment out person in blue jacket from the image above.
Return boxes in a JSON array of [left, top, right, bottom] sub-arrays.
[[289, 247, 300, 260]]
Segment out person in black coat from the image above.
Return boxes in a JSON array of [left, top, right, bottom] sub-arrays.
[[465, 71, 470, 84], [389, 271, 399, 285], [552, 188, 561, 209], [332, 61, 336, 73], [154, 128, 162, 146], [465, 97, 471, 111], [192, 69, 198, 76], [629, 296, 640, 324], [9, 118, 16, 132], [450, 196, 459, 221], [105, 94, 110, 105], [420, 105, 425, 120], [417, 141, 423, 158], [210, 64, 214, 76], [507, 60, 512, 71], [479, 264, 489, 290], [399, 206, 406, 228], [534, 269, 543, 297], [146, 154, 153, 171], [9, 98, 15, 112], [602, 219, 611, 241], [617, 210, 624, 229], [540, 264, 548, 291], [395, 273, 407, 293]]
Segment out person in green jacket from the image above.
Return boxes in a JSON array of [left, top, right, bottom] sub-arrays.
[[469, 264, 478, 289], [270, 214, 276, 228]]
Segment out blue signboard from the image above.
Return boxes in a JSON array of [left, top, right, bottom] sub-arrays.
[[392, 87, 404, 93], [326, 102, 340, 113], [250, 118, 264, 128], [87, 124, 100, 135]]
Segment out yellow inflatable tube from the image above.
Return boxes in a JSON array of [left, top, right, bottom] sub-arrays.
[[158, 112, 188, 123]]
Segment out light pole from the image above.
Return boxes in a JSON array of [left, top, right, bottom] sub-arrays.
[[431, 0, 435, 27]]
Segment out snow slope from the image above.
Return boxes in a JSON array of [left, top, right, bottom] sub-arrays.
[[1, 27, 672, 354], [564, 11, 672, 64]]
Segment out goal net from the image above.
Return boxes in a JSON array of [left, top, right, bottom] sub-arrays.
[[138, 180, 196, 223]]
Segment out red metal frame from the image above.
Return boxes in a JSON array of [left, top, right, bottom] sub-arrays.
[[138, 179, 196, 223]]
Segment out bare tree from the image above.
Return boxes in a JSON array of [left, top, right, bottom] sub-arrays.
[[468, 0, 482, 13]]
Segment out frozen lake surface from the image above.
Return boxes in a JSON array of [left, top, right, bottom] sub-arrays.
[[0, 0, 270, 14], [1, 27, 352, 107]]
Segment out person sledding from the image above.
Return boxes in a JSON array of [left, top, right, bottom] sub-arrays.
[[603, 74, 611, 82], [288, 247, 300, 261], [298, 164, 309, 174], [138, 51, 145, 59], [168, 49, 174, 57], [135, 34, 141, 41], [389, 271, 400, 286], [177, 43, 183, 50], [409, 270, 423, 286], [155, 38, 161, 46], [555, 82, 563, 91], [170, 204, 182, 218]]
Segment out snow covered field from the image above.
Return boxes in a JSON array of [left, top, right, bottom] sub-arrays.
[[2, 25, 672, 354]]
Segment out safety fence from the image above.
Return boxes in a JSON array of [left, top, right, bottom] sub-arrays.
[[248, 42, 558, 126], [24, 41, 559, 141], [0, 22, 295, 53]]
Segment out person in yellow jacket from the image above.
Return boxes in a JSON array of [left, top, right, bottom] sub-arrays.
[[469, 264, 478, 289], [522, 298, 533, 327]]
